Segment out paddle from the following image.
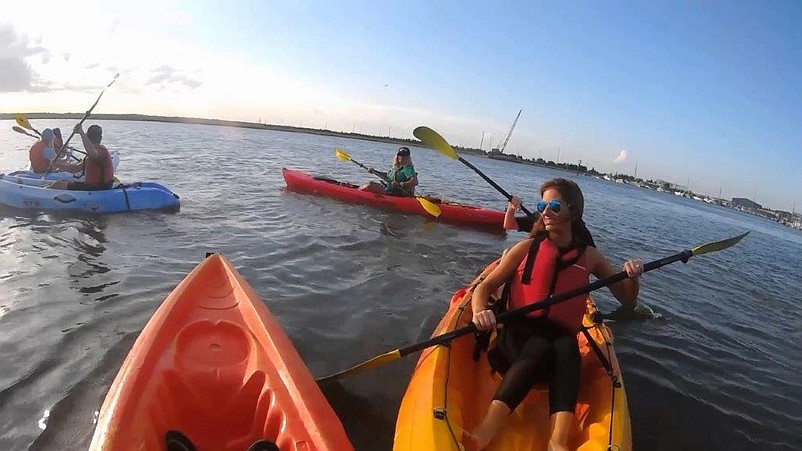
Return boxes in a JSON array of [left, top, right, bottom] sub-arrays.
[[11, 125, 38, 139], [414, 126, 535, 218], [42, 73, 119, 177], [334, 147, 442, 218], [12, 125, 85, 160], [592, 303, 662, 322], [15, 113, 41, 136], [317, 231, 749, 383]]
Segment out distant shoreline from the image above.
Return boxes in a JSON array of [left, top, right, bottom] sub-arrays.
[[0, 112, 490, 157], [488, 153, 585, 175], [4, 112, 799, 228]]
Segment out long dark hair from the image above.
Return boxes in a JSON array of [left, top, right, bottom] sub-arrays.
[[528, 178, 596, 248]]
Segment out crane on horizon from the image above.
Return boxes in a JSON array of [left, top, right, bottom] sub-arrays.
[[492, 109, 523, 154]]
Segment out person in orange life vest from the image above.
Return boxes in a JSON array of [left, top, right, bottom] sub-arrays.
[[28, 128, 60, 173], [465, 178, 643, 451], [47, 124, 115, 191]]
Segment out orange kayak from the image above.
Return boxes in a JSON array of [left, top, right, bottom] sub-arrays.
[[89, 254, 353, 451], [394, 260, 631, 451]]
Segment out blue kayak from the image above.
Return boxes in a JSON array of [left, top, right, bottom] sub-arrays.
[[0, 175, 180, 213]]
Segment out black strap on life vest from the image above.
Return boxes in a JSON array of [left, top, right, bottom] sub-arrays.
[[519, 232, 547, 284]]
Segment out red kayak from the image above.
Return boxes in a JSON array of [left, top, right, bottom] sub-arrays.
[[282, 168, 505, 230]]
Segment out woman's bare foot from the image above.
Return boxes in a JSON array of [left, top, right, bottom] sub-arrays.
[[462, 429, 492, 451], [463, 400, 512, 450]]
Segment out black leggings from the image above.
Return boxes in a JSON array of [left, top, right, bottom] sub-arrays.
[[489, 318, 580, 414]]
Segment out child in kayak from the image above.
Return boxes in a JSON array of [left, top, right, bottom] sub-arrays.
[[467, 178, 642, 451], [359, 146, 418, 196]]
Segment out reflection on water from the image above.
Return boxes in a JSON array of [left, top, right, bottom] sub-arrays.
[[0, 119, 800, 450], [64, 217, 120, 302]]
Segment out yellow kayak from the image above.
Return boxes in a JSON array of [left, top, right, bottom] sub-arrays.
[[394, 260, 632, 451]]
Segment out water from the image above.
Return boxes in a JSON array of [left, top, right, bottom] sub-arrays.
[[1, 120, 800, 450]]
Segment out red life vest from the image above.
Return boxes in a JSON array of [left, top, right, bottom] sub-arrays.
[[29, 141, 49, 173], [507, 235, 589, 333], [83, 144, 114, 188]]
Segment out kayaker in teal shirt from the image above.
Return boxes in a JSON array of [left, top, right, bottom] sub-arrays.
[[359, 146, 419, 196]]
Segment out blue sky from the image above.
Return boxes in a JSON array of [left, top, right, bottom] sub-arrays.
[[2, 0, 800, 210]]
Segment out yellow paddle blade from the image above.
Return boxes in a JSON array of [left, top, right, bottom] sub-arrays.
[[413, 126, 459, 160], [317, 349, 401, 384], [416, 196, 442, 218], [14, 114, 34, 131], [691, 231, 749, 256], [334, 147, 351, 161]]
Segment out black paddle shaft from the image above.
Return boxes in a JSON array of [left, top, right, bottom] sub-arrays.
[[397, 249, 693, 358], [457, 156, 534, 218], [46, 74, 118, 173]]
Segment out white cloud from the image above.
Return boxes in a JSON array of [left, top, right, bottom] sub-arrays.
[[0, 57, 35, 92], [145, 65, 202, 91], [0, 24, 50, 92], [0, 3, 503, 141], [614, 150, 628, 164]]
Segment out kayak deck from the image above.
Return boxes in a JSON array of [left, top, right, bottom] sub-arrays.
[[90, 254, 352, 451], [282, 167, 506, 230], [393, 261, 631, 451]]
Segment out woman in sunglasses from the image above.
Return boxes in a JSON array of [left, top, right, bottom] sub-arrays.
[[503, 195, 597, 248], [358, 146, 418, 196], [465, 178, 643, 451]]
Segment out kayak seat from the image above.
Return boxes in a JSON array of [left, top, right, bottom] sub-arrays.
[[165, 430, 196, 451], [165, 431, 279, 451], [158, 368, 271, 447], [153, 321, 286, 448], [246, 440, 280, 451]]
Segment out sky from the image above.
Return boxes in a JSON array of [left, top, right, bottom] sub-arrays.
[[2, 0, 800, 210]]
